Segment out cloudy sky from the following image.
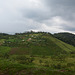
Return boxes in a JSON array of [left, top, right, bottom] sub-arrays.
[[0, 0, 75, 34]]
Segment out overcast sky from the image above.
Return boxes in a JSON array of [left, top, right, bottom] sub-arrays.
[[0, 0, 75, 34]]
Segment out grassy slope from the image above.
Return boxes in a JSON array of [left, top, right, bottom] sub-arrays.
[[9, 33, 75, 56], [0, 33, 75, 75], [44, 34, 75, 52], [54, 33, 75, 46]]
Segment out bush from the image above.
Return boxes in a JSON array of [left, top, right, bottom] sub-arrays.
[[51, 63, 62, 69], [4, 53, 9, 59]]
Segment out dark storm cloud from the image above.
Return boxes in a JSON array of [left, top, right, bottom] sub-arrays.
[[43, 0, 75, 21], [44, 0, 75, 32], [22, 0, 75, 21], [43, 0, 75, 6], [64, 27, 75, 31]]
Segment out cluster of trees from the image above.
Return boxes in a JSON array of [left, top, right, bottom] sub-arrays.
[[0, 33, 9, 39], [0, 31, 53, 40], [15, 31, 52, 36], [54, 32, 75, 46]]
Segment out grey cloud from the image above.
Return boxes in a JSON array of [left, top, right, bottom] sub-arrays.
[[63, 26, 75, 31], [21, 7, 51, 22], [42, 0, 75, 21], [0, 0, 75, 34], [43, 0, 75, 6], [21, 0, 75, 22]]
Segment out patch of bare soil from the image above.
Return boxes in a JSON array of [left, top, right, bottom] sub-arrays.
[[9, 48, 19, 55]]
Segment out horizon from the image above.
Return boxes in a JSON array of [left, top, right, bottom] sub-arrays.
[[0, 30, 75, 35]]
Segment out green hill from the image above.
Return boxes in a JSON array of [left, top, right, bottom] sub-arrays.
[[1, 32, 75, 56], [0, 32, 75, 75], [0, 32, 75, 56]]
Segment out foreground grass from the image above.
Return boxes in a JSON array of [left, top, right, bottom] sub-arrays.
[[0, 54, 75, 75]]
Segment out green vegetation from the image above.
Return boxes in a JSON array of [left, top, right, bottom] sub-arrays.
[[0, 31, 75, 75], [54, 32, 75, 46]]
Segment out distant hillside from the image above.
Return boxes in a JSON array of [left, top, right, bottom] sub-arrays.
[[0, 31, 75, 56], [54, 32, 75, 46], [0, 33, 9, 39]]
